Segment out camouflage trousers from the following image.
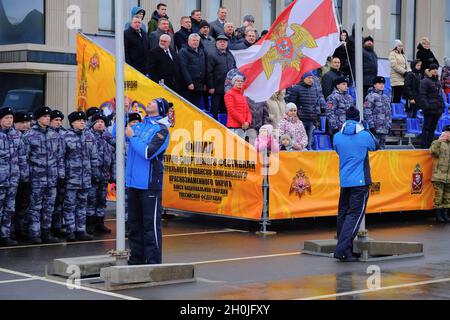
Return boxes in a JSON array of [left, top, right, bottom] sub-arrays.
[[52, 182, 66, 230], [0, 187, 17, 239], [87, 182, 108, 218], [28, 187, 57, 238], [433, 182, 450, 208], [63, 189, 88, 233], [13, 182, 31, 236]]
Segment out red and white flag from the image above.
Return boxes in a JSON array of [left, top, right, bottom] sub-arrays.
[[231, 0, 340, 102]]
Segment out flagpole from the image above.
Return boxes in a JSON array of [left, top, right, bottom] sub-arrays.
[[113, 0, 128, 263], [355, 0, 367, 239]]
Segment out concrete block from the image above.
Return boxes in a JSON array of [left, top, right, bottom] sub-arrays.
[[364, 241, 423, 256], [53, 255, 116, 277], [100, 263, 195, 285], [303, 240, 337, 254]]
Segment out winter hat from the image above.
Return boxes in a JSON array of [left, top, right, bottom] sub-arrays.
[[34, 106, 52, 120], [14, 111, 33, 123], [372, 76, 386, 85], [363, 36, 374, 44], [231, 74, 244, 85], [259, 124, 273, 135], [301, 71, 314, 80], [91, 112, 108, 125], [444, 125, 450, 132], [154, 98, 170, 117], [444, 57, 450, 68], [280, 134, 292, 143], [333, 76, 349, 88], [199, 20, 210, 29], [128, 113, 142, 123], [0, 107, 13, 119], [429, 63, 439, 71], [50, 110, 64, 121], [393, 39, 403, 48], [216, 34, 229, 41], [346, 107, 360, 122], [68, 111, 87, 124], [286, 102, 297, 113], [86, 107, 100, 119]]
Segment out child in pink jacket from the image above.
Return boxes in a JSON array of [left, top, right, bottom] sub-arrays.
[[278, 103, 308, 151], [255, 124, 279, 154]]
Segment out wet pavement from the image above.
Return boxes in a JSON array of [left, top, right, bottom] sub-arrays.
[[1, 207, 450, 300]]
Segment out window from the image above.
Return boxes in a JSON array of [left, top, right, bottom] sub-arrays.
[[334, 0, 343, 23], [262, 0, 276, 30], [0, 0, 45, 45], [0, 72, 45, 113], [391, 0, 402, 44], [406, 0, 416, 60], [99, 0, 115, 33], [209, 0, 221, 21], [446, 0, 450, 57], [186, 0, 201, 15], [284, 0, 294, 7]]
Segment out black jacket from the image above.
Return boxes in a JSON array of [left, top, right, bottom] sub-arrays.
[[229, 38, 253, 50], [174, 27, 192, 51], [148, 46, 182, 92], [403, 61, 423, 101], [416, 44, 439, 74], [206, 49, 236, 94], [124, 27, 150, 75], [333, 44, 350, 74], [285, 82, 321, 122], [418, 76, 445, 116], [363, 47, 378, 86], [178, 46, 207, 91], [321, 69, 343, 99]]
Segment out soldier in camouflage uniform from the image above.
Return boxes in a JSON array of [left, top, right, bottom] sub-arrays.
[[363, 76, 391, 149], [23, 107, 64, 244], [63, 111, 99, 242], [0, 107, 28, 246], [12, 112, 33, 241], [49, 110, 69, 238], [86, 113, 115, 235], [326, 76, 354, 139], [86, 107, 100, 127]]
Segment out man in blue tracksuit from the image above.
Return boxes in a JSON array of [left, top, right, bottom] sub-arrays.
[[125, 98, 170, 265], [333, 107, 379, 262]]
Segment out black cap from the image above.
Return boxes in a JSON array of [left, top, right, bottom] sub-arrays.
[[363, 36, 374, 43], [333, 76, 349, 88], [429, 63, 439, 71], [68, 111, 87, 124], [372, 76, 386, 85], [128, 113, 142, 123], [14, 111, 33, 123], [346, 106, 360, 122], [199, 20, 210, 29], [216, 34, 229, 41], [34, 106, 52, 120], [91, 112, 108, 125], [444, 125, 450, 132], [0, 107, 14, 119], [50, 110, 64, 121], [86, 107, 100, 118]]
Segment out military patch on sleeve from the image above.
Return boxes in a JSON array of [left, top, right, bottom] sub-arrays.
[[157, 133, 165, 140], [327, 102, 333, 109]]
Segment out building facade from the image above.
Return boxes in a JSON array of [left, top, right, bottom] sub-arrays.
[[0, 0, 449, 117]]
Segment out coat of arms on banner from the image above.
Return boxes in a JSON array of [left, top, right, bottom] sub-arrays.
[[289, 169, 312, 199], [89, 52, 100, 71], [411, 164, 423, 194], [370, 182, 381, 195]]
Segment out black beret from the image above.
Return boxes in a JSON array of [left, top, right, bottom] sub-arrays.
[[50, 110, 64, 121], [14, 111, 33, 123], [34, 106, 52, 120], [68, 111, 87, 124], [0, 107, 14, 119]]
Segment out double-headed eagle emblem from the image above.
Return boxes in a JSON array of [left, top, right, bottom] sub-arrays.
[[261, 22, 317, 79]]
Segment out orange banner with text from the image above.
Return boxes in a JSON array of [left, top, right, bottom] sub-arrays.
[[269, 150, 434, 219], [76, 33, 264, 220]]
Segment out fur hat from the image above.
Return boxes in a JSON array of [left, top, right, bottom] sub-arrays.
[[14, 111, 33, 123], [333, 76, 349, 88], [0, 107, 13, 120], [346, 106, 360, 122], [34, 106, 52, 120], [363, 36, 374, 44], [91, 112, 108, 126], [50, 110, 64, 121], [68, 111, 87, 124], [372, 76, 386, 85], [86, 107, 100, 119]]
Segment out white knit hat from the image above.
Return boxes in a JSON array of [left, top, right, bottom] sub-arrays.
[[393, 39, 403, 48], [286, 102, 297, 113]]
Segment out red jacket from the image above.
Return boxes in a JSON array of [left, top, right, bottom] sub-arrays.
[[224, 87, 252, 128]]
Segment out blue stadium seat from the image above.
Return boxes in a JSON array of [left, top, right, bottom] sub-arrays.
[[314, 134, 332, 150], [448, 93, 450, 104], [400, 98, 406, 105], [314, 116, 327, 135], [348, 86, 356, 102], [406, 118, 421, 135], [217, 113, 228, 126], [416, 110, 424, 123], [391, 103, 407, 120], [384, 78, 392, 98], [435, 118, 450, 136]]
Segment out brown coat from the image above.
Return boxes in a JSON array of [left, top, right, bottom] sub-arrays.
[[430, 139, 450, 183], [389, 50, 410, 87]]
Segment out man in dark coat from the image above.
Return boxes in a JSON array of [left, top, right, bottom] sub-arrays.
[[321, 57, 344, 99], [403, 60, 423, 118], [416, 37, 439, 75], [148, 18, 175, 50], [207, 35, 236, 119], [124, 17, 150, 75], [174, 16, 193, 51], [362, 36, 378, 98], [148, 34, 182, 93], [418, 64, 445, 148], [209, 6, 228, 39]]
